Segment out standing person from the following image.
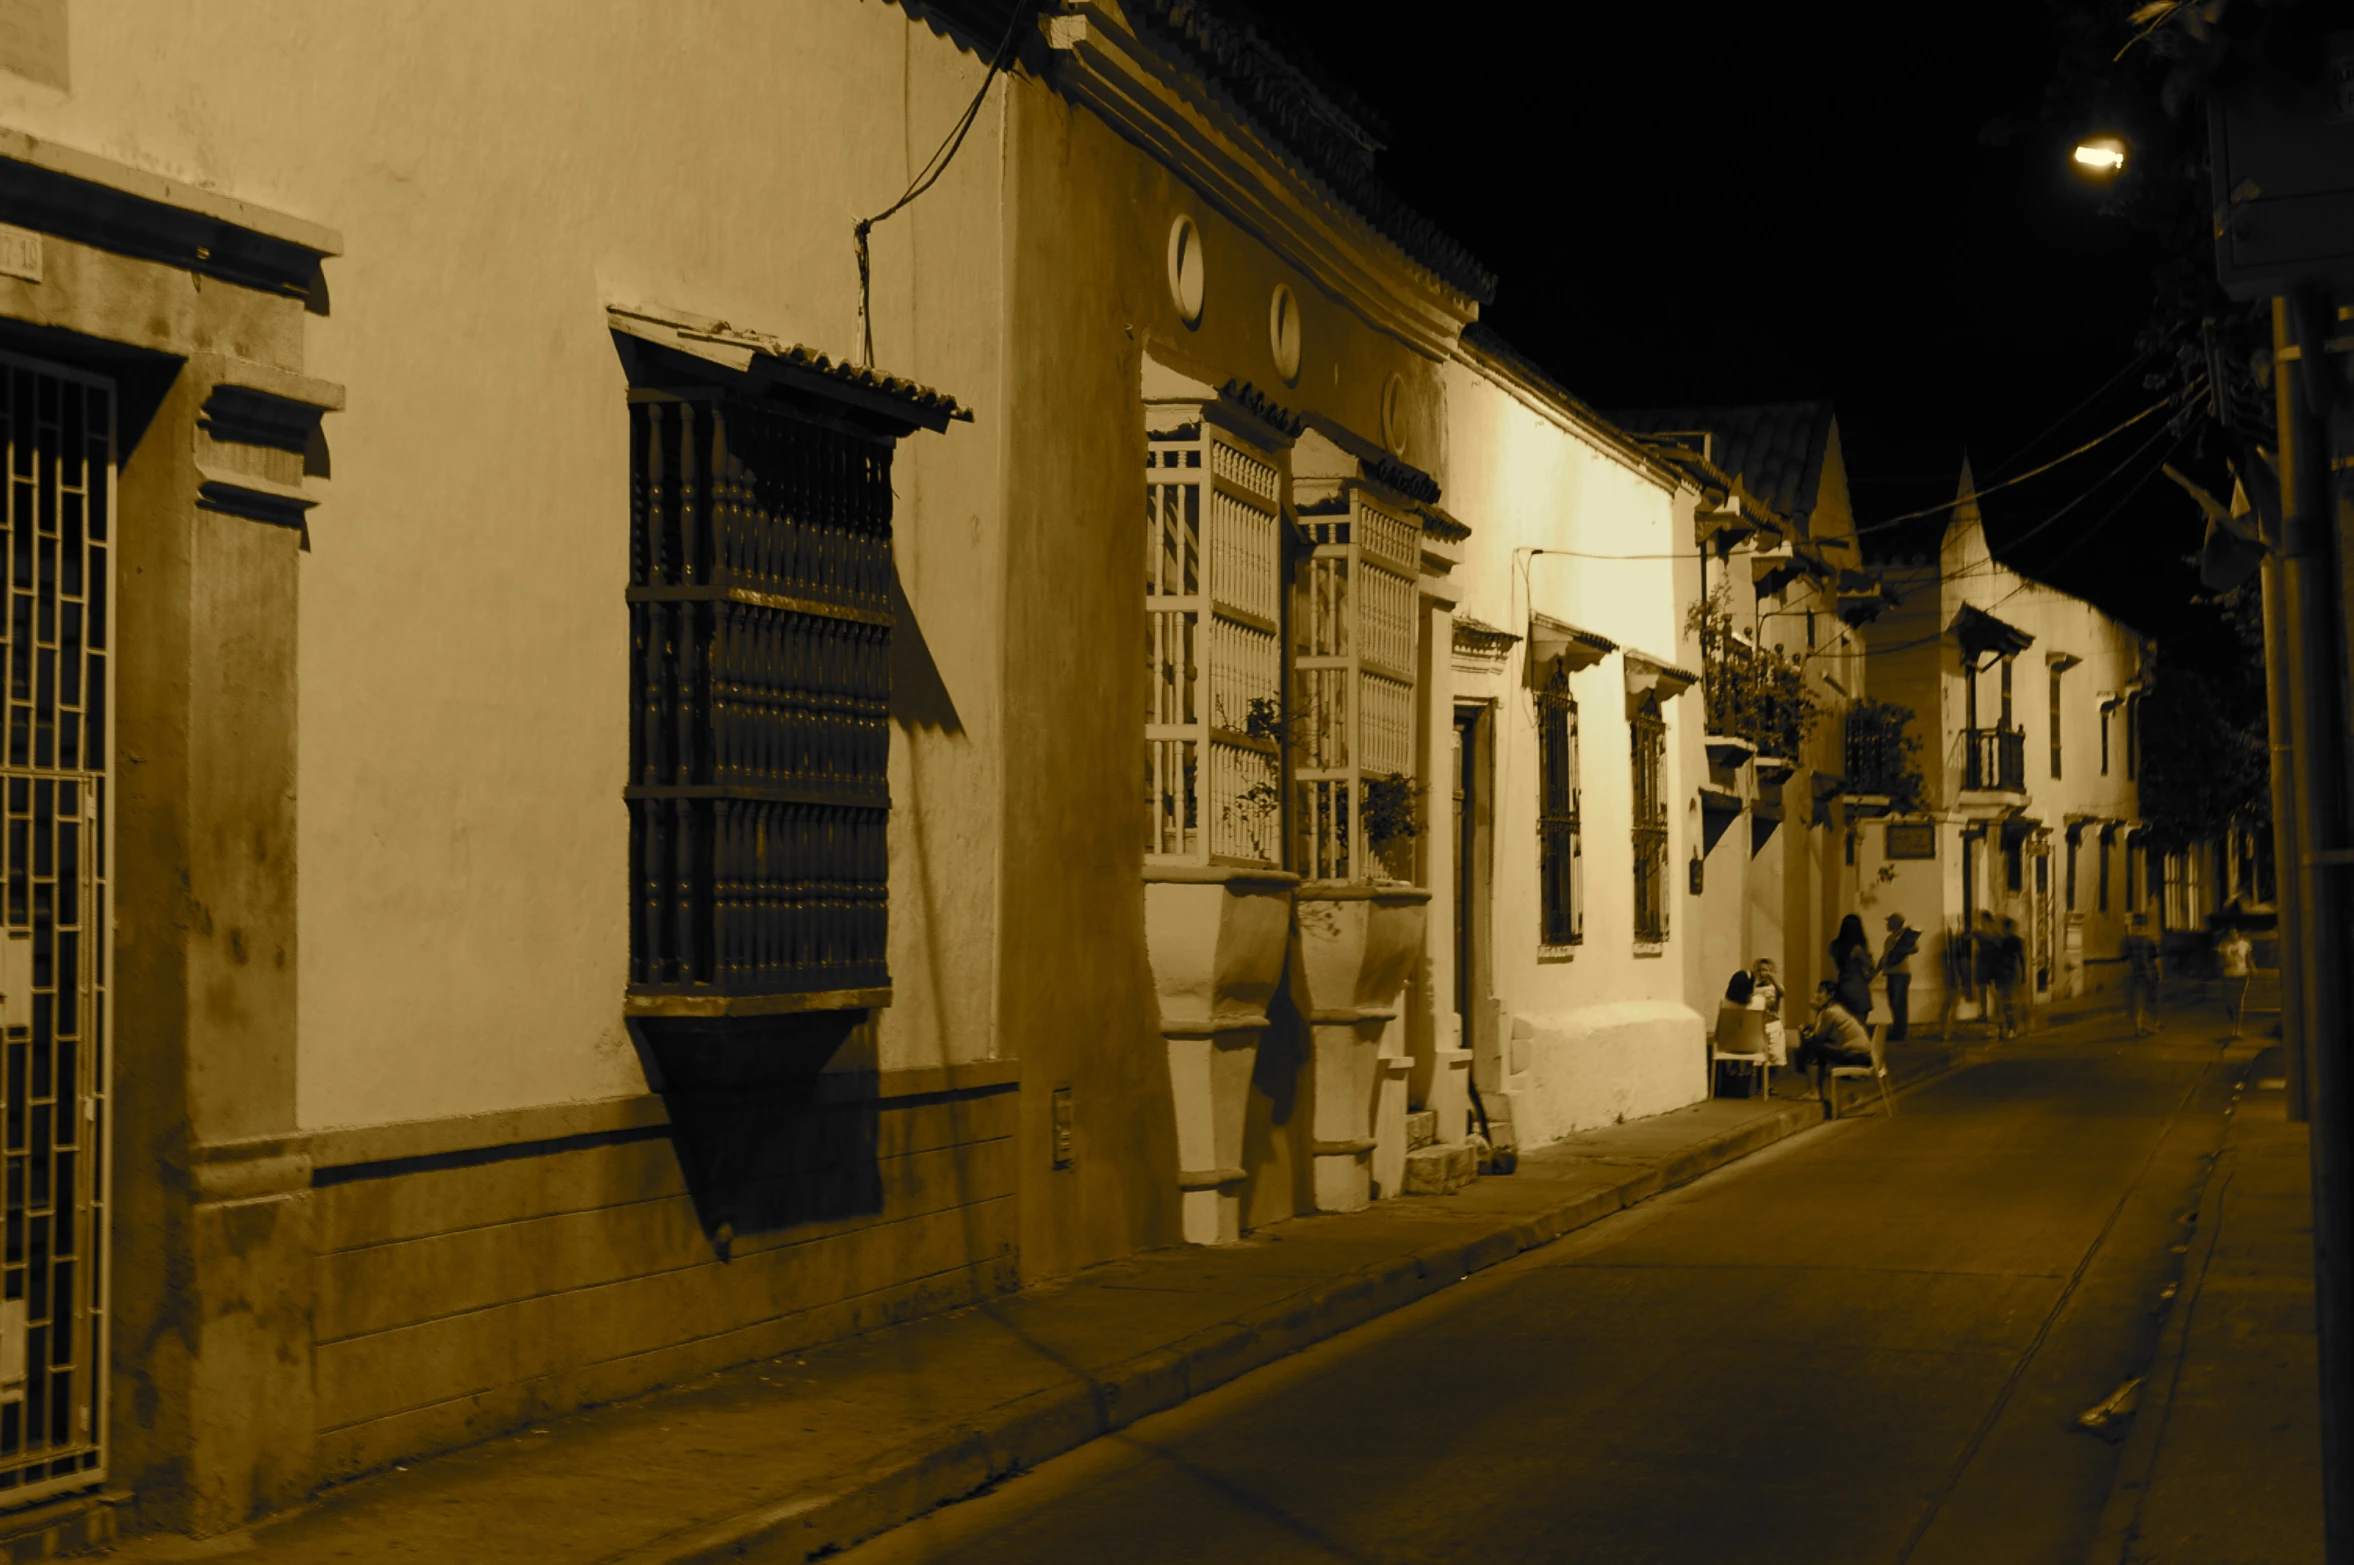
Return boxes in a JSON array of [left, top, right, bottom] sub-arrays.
[[1751, 958, 1789, 1089], [2217, 924, 2254, 1038], [1973, 911, 2003, 1025], [2120, 912, 2163, 1036], [1996, 917, 2027, 1040], [1879, 914, 1920, 1042], [1830, 913, 1875, 1023]]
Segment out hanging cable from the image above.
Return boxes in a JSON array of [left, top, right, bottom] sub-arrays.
[[1853, 394, 2179, 534], [855, 4, 1028, 366], [1981, 349, 2156, 477]]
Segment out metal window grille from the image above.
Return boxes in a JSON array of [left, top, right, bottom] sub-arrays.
[[1535, 667, 1581, 946], [1294, 494, 1417, 882], [626, 394, 890, 999], [0, 354, 111, 1502], [2048, 669, 2063, 779], [1630, 695, 1668, 942], [1144, 410, 1283, 867]]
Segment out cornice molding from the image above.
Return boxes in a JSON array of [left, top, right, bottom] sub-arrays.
[[0, 129, 339, 298], [1042, 3, 1480, 359]]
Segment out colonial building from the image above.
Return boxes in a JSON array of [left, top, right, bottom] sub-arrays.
[[1435, 329, 1712, 1147], [0, 0, 1868, 1549], [1860, 465, 2151, 1022], [0, 0, 1540, 1544], [1612, 404, 1889, 1023]]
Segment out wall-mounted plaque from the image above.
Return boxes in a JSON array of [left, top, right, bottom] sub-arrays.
[[1885, 821, 1937, 860]]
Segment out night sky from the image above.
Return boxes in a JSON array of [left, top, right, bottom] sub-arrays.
[[1282, 2, 2231, 669]]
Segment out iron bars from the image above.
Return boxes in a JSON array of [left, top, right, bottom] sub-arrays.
[[0, 356, 111, 1502], [627, 394, 892, 999]]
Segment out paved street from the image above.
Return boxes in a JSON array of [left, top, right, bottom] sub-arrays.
[[843, 1019, 2245, 1565]]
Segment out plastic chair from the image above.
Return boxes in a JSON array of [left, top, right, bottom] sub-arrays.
[[1825, 1023, 1895, 1120], [1711, 1005, 1772, 1099]]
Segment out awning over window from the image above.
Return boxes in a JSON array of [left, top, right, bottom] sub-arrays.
[[1954, 601, 2035, 660], [1454, 615, 1522, 662], [608, 303, 971, 435], [1528, 613, 1615, 675], [1624, 649, 1700, 703]]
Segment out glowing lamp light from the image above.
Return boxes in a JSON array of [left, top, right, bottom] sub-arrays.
[[2071, 135, 2129, 176]]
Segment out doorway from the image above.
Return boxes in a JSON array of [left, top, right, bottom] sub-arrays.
[[1453, 705, 1494, 1081]]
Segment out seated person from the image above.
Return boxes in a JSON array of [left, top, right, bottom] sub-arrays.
[[1715, 970, 1760, 1047], [1750, 958, 1788, 1066], [1793, 980, 1873, 1074]]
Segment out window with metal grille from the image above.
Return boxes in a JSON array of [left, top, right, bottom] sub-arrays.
[[0, 354, 111, 1501], [2049, 668, 2062, 778], [2099, 833, 2113, 912], [1630, 695, 1668, 943], [1145, 407, 1283, 868], [627, 393, 890, 1002], [1294, 491, 1418, 882], [1535, 665, 1582, 946]]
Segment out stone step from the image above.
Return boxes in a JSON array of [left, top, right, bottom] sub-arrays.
[[1402, 1140, 1478, 1196], [1405, 1108, 1438, 1151]]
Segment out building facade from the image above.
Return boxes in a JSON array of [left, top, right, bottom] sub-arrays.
[[0, 0, 1885, 1547], [1860, 467, 2151, 1023], [1436, 330, 1711, 1147], [1612, 404, 1885, 1026]]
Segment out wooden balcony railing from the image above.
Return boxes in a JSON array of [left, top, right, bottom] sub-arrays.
[[1964, 726, 2027, 793]]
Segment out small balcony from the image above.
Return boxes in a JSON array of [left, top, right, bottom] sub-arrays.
[[1841, 699, 1924, 815], [1964, 726, 2028, 794]]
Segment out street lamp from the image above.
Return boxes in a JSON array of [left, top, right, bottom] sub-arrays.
[[2070, 133, 2129, 178]]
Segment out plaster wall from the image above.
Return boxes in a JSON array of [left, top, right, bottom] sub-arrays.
[[0, 1, 1015, 1129], [1439, 351, 1704, 1145], [1862, 508, 2147, 1019], [1000, 60, 1454, 1269]]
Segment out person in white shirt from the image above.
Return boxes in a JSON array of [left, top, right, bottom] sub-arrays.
[[2218, 926, 2254, 1038], [1749, 958, 1788, 1071]]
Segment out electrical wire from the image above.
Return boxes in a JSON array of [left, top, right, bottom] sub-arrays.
[[1981, 349, 2157, 477], [854, 5, 1028, 366], [1853, 394, 2179, 535]]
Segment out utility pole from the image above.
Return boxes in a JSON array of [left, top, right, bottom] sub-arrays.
[[2208, 28, 2354, 1555], [2269, 289, 2353, 1563]]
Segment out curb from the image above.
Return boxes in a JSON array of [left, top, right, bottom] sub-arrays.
[[2078, 1056, 2249, 1565], [615, 1050, 1972, 1564]]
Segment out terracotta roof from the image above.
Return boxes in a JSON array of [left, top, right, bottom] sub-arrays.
[[1606, 403, 1836, 531], [608, 307, 973, 432]]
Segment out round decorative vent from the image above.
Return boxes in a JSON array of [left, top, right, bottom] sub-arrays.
[[1381, 372, 1407, 458], [1166, 214, 1205, 326], [1268, 284, 1301, 383]]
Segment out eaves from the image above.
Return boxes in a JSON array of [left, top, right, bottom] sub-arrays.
[[1449, 333, 1686, 496], [1041, 3, 1480, 359]]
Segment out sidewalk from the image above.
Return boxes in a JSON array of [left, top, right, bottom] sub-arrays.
[[2086, 1040, 2327, 1564], [87, 1038, 1972, 1564]]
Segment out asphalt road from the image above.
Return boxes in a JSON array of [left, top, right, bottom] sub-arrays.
[[839, 1018, 2242, 1565]]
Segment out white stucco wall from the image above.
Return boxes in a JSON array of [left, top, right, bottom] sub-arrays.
[[1441, 347, 1706, 1144], [1862, 490, 2147, 1017], [0, 2, 1011, 1127]]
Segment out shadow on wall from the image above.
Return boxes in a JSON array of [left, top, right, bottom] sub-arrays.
[[892, 558, 963, 735], [630, 1013, 881, 1258], [1242, 963, 1312, 1228]]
